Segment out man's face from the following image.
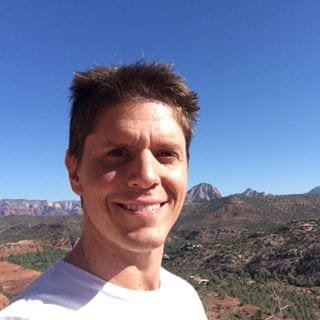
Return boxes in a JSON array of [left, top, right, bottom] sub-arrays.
[[66, 101, 188, 254]]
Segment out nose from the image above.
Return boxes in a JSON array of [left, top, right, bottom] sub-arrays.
[[127, 150, 161, 189]]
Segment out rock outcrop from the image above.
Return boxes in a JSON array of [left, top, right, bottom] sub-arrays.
[[185, 183, 221, 203], [240, 188, 268, 197]]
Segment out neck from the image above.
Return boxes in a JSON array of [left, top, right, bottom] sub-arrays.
[[65, 232, 164, 291]]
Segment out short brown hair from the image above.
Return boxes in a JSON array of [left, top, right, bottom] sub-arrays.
[[68, 61, 199, 159]]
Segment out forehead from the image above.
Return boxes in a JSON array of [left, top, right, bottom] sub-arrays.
[[95, 100, 176, 126], [88, 101, 185, 146], [108, 99, 172, 115]]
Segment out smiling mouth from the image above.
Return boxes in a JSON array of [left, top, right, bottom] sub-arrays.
[[118, 203, 165, 212]]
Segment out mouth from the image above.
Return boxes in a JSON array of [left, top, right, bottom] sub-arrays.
[[117, 202, 166, 213]]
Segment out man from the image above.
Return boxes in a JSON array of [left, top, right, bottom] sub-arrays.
[[0, 62, 208, 319]]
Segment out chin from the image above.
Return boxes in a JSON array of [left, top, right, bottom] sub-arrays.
[[124, 229, 168, 252]]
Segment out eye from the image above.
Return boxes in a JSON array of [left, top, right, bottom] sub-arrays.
[[108, 148, 130, 157], [103, 148, 132, 166], [158, 150, 175, 157], [156, 150, 179, 163]]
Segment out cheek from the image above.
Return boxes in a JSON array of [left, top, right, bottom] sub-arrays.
[[80, 167, 119, 194], [167, 167, 187, 196]]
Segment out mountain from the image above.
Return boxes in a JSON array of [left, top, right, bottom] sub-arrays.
[[185, 183, 221, 203], [240, 188, 268, 197], [0, 199, 82, 217], [307, 186, 320, 195]]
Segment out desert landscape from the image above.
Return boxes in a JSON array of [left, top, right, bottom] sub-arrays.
[[1, 183, 320, 319]]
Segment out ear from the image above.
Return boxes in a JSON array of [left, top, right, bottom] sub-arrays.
[[65, 151, 83, 196]]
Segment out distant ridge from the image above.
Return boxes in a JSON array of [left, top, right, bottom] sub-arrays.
[[185, 183, 221, 204], [1, 184, 319, 216], [307, 186, 320, 195], [0, 199, 82, 217], [240, 188, 268, 197]]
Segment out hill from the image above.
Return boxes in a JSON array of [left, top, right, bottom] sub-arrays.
[[0, 215, 82, 245], [175, 194, 320, 234], [165, 194, 320, 319]]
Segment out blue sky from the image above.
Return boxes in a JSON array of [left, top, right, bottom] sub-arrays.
[[1, 0, 319, 200]]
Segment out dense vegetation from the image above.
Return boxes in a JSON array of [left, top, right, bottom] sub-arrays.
[[6, 248, 68, 271]]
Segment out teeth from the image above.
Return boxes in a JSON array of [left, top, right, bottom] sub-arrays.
[[123, 203, 161, 212]]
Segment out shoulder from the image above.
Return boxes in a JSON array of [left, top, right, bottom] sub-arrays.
[[0, 260, 66, 320], [0, 260, 104, 319], [11, 260, 71, 302], [14, 259, 103, 302]]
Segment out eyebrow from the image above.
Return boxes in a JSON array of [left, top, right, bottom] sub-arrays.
[[98, 141, 129, 148], [97, 140, 185, 151]]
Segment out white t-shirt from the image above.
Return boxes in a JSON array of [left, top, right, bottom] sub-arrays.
[[0, 260, 208, 320]]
